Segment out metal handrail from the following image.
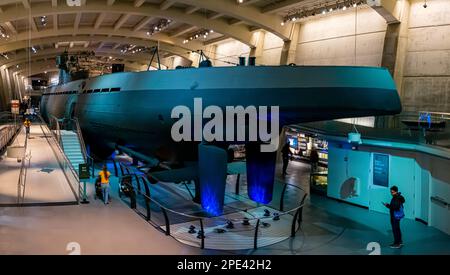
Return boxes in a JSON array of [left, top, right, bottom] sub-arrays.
[[17, 128, 30, 205], [119, 170, 307, 250], [71, 117, 95, 177], [49, 115, 62, 146]]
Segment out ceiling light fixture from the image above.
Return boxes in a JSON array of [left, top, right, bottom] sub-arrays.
[[283, 0, 366, 23]]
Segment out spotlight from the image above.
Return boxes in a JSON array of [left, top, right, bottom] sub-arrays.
[[281, 21, 285, 26], [226, 220, 234, 229], [273, 213, 280, 221], [188, 225, 196, 234], [196, 230, 205, 239]]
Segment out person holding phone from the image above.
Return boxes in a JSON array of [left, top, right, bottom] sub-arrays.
[[383, 186, 405, 249]]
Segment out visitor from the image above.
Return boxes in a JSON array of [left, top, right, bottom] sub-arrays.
[[281, 141, 291, 176], [99, 165, 111, 205], [24, 118, 31, 137], [309, 148, 319, 172], [383, 186, 405, 249]]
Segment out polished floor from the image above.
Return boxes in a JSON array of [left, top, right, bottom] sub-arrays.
[[0, 125, 76, 206], [0, 153, 449, 254]]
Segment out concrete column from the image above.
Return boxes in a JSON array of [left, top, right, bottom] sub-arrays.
[[249, 31, 265, 62], [0, 68, 6, 111], [392, 0, 410, 98], [0, 68, 10, 110], [280, 23, 301, 65]]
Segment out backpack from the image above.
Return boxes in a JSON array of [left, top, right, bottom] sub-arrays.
[[394, 205, 405, 220]]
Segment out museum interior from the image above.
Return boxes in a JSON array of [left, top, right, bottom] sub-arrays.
[[0, 0, 449, 255]]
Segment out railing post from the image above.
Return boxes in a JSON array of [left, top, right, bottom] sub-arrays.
[[254, 219, 260, 250], [141, 176, 151, 221], [199, 219, 205, 249], [291, 210, 300, 237], [280, 183, 288, 212], [112, 159, 118, 177], [235, 173, 240, 195], [162, 207, 170, 236]]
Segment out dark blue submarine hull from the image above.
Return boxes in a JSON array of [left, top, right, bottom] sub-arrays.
[[40, 65, 401, 159]]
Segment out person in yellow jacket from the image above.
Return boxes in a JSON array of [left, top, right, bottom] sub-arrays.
[[24, 119, 31, 137], [98, 165, 111, 205]]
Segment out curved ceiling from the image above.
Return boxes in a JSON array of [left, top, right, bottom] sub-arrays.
[[0, 0, 328, 77]]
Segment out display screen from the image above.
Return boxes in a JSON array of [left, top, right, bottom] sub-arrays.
[[373, 154, 389, 187], [287, 136, 298, 149]]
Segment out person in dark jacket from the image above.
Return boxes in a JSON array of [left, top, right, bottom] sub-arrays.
[[383, 186, 405, 248], [281, 142, 291, 176]]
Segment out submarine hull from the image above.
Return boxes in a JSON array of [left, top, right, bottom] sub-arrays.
[[40, 65, 402, 159]]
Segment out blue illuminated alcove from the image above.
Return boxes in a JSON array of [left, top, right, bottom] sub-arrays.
[[246, 142, 277, 204], [198, 144, 228, 216]]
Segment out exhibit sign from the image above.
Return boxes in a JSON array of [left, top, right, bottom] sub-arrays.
[[78, 163, 90, 180], [373, 154, 389, 187], [11, 100, 19, 115]]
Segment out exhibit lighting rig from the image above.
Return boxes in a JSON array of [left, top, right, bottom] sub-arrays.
[[281, 0, 367, 25]]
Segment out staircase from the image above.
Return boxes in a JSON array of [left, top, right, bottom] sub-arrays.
[[60, 130, 85, 174]]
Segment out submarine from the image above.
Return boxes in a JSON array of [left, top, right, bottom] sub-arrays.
[[40, 61, 401, 212], [41, 64, 401, 158]]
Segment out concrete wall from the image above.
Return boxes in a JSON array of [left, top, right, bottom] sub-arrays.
[[212, 31, 285, 66], [295, 6, 387, 66], [402, 0, 450, 113]]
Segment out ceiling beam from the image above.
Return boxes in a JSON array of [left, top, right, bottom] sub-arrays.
[[160, 0, 176, 10], [134, 0, 146, 8], [74, 13, 82, 30], [262, 0, 306, 14], [185, 6, 200, 14], [208, 13, 224, 20], [0, 1, 254, 46], [170, 25, 197, 38], [133, 16, 152, 32], [0, 33, 195, 61], [114, 14, 131, 30], [94, 12, 106, 29], [241, 0, 263, 6], [4, 22, 17, 34], [21, 0, 30, 9], [53, 14, 58, 31], [29, 17, 38, 32], [173, 0, 290, 41]]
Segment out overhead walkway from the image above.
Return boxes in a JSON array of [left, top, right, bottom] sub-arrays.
[[0, 124, 79, 206]]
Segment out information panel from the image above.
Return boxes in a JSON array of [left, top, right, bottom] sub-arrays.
[[373, 154, 389, 187]]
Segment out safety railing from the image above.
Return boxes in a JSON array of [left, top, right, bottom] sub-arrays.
[[37, 114, 82, 203], [0, 112, 22, 154], [70, 117, 95, 177], [49, 115, 62, 147], [115, 162, 308, 250], [17, 135, 31, 205]]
